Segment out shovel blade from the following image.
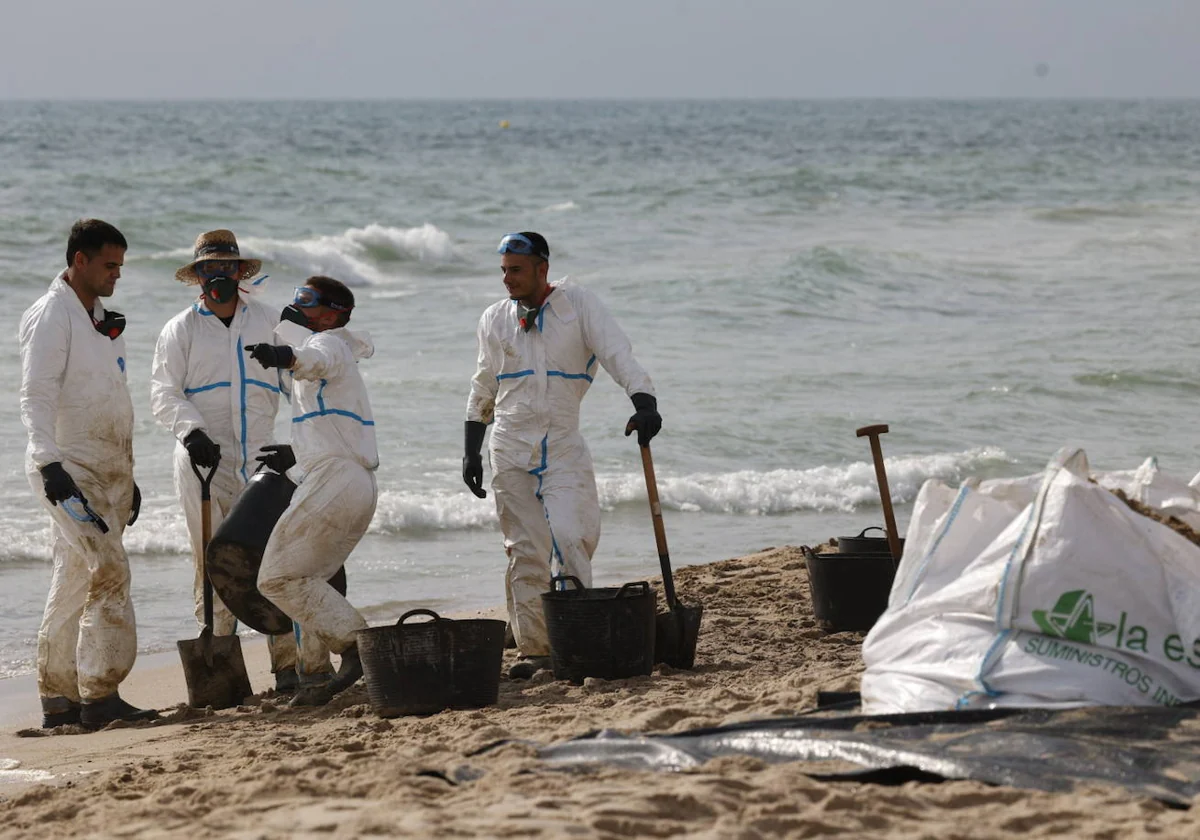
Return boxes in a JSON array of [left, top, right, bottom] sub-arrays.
[[177, 634, 253, 710], [654, 603, 703, 669]]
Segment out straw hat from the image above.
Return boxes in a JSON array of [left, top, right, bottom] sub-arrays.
[[174, 230, 262, 285]]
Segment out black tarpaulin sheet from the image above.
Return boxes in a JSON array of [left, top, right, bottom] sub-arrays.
[[538, 706, 1200, 805]]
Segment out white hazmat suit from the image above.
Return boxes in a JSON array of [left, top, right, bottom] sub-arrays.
[[466, 280, 654, 656], [257, 326, 378, 657], [150, 295, 331, 679], [20, 272, 138, 705]]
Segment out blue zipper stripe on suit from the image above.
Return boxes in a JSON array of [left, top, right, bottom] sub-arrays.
[[236, 337, 250, 482], [528, 436, 566, 587]]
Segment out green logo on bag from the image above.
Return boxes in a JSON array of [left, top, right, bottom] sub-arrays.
[[1032, 590, 1117, 644]]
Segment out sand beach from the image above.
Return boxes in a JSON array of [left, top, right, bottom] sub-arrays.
[[2, 545, 1197, 839]]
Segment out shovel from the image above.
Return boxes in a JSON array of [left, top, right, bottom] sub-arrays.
[[177, 459, 253, 710], [635, 442, 703, 669], [856, 424, 903, 568]]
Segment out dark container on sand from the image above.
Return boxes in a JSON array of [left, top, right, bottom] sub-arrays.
[[358, 609, 506, 718], [541, 576, 657, 683], [836, 526, 905, 557], [802, 547, 897, 632]]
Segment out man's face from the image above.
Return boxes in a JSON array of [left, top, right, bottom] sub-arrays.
[[501, 253, 547, 302], [74, 244, 125, 298], [196, 259, 242, 305], [299, 285, 343, 333]]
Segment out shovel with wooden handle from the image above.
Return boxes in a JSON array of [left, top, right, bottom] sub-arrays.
[[177, 457, 253, 709], [635, 441, 703, 669], [856, 424, 903, 567]]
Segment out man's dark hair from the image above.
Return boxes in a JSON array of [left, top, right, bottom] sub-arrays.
[[65, 219, 127, 267], [519, 231, 550, 261], [306, 275, 355, 325]]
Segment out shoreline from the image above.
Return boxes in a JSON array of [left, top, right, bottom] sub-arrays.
[[4, 546, 1198, 838]]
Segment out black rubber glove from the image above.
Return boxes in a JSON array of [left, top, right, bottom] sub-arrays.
[[245, 343, 295, 369], [624, 393, 662, 447], [463, 421, 488, 499], [39, 462, 83, 506], [128, 482, 141, 527], [184, 429, 222, 469], [256, 444, 296, 474]]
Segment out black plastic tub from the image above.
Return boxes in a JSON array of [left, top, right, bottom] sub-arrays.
[[541, 576, 656, 683], [358, 609, 506, 717], [802, 547, 897, 632], [836, 526, 905, 557]]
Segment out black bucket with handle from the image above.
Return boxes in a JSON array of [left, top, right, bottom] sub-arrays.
[[837, 526, 905, 557], [357, 609, 506, 718], [802, 546, 897, 632], [541, 576, 656, 683]]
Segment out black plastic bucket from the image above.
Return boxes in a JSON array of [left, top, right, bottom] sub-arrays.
[[357, 609, 506, 718], [541, 576, 656, 683], [836, 526, 905, 557], [206, 469, 346, 635], [802, 547, 897, 632]]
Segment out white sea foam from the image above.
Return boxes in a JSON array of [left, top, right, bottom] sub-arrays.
[[0, 760, 54, 785], [596, 447, 1012, 515], [365, 446, 1011, 533], [0, 448, 1012, 560], [370, 489, 499, 534], [144, 223, 459, 285], [542, 200, 578, 212]]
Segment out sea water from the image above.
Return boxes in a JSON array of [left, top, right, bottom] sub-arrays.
[[2, 99, 1198, 678]]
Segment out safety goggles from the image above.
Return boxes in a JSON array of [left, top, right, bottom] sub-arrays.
[[496, 233, 548, 260], [62, 496, 110, 534], [195, 259, 240, 281], [293, 286, 351, 312]]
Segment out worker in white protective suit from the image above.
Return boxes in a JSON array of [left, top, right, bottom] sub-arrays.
[[245, 275, 378, 707], [463, 232, 662, 679], [150, 230, 333, 693], [19, 219, 159, 730]]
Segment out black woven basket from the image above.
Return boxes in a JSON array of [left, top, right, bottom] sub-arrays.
[[541, 576, 656, 683]]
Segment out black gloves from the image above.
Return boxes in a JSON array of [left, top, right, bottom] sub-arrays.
[[624, 393, 662, 447], [39, 462, 83, 505], [128, 483, 141, 527], [256, 444, 296, 474], [246, 344, 295, 369], [463, 421, 488, 499], [184, 429, 221, 469]]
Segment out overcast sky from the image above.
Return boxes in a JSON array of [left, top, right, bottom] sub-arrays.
[[3, 0, 1198, 99]]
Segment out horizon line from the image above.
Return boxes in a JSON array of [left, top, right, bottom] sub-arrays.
[[3, 95, 1200, 104]]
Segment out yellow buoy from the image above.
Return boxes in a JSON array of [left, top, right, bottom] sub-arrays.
[[499, 119, 510, 129]]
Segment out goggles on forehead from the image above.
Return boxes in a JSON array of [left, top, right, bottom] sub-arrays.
[[195, 259, 240, 281], [497, 233, 548, 260], [293, 286, 351, 312]]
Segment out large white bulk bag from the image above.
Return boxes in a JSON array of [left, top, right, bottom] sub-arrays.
[[861, 448, 1200, 714]]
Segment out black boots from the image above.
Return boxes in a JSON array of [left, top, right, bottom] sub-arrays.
[[289, 644, 363, 707], [508, 656, 552, 680], [41, 697, 81, 729], [274, 667, 300, 693], [80, 694, 159, 730]]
